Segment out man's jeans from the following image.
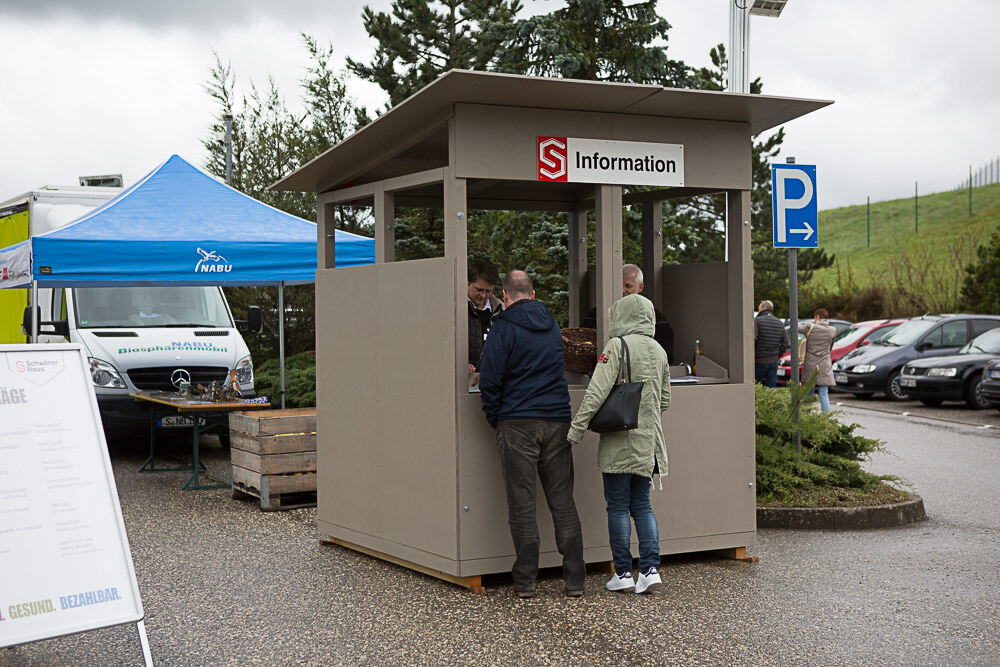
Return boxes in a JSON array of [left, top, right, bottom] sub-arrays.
[[755, 361, 778, 387], [602, 472, 660, 574], [496, 419, 585, 592]]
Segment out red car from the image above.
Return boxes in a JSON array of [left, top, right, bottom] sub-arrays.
[[776, 319, 904, 386]]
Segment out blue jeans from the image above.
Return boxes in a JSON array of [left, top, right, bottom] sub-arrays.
[[755, 362, 778, 387], [602, 473, 660, 574], [805, 385, 830, 411]]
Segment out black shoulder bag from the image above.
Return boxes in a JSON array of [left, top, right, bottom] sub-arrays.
[[588, 337, 644, 433]]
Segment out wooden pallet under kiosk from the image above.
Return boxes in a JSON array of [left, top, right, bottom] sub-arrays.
[[229, 408, 317, 511]]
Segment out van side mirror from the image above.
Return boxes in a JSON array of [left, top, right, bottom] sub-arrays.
[[21, 306, 70, 337], [22, 306, 39, 334], [246, 306, 263, 335]]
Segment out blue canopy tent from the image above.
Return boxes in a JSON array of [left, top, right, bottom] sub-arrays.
[[29, 154, 373, 286], [8, 154, 374, 406]]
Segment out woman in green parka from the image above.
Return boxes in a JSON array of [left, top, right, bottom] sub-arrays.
[[567, 294, 670, 594]]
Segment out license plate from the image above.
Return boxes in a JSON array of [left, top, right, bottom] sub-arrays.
[[990, 369, 1000, 379], [158, 415, 195, 428], [900, 378, 917, 387], [777, 368, 788, 377], [835, 373, 848, 384]]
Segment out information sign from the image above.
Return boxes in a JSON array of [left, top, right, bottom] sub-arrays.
[[0, 344, 145, 650], [538, 136, 684, 187], [772, 163, 818, 248]]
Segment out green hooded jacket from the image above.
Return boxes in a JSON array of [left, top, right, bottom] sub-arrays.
[[568, 294, 670, 478]]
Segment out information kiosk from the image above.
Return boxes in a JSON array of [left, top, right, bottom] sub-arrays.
[[273, 70, 831, 588]]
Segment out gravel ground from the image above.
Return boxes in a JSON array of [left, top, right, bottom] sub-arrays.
[[4, 413, 999, 666]]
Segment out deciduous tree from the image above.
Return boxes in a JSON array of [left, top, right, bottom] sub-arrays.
[[202, 37, 362, 362]]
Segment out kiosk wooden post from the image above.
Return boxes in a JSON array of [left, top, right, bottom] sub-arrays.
[[273, 71, 831, 590]]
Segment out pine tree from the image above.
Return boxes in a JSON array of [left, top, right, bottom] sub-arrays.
[[688, 44, 833, 312], [493, 0, 690, 85], [347, 0, 523, 109]]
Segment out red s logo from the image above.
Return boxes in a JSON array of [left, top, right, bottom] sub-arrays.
[[16, 361, 26, 373], [537, 136, 568, 181]]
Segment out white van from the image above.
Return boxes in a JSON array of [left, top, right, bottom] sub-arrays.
[[29, 284, 261, 440]]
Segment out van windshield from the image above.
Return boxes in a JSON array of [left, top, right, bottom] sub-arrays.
[[74, 286, 233, 328]]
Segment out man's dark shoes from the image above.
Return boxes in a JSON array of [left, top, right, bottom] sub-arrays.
[[515, 588, 536, 599], [566, 588, 584, 598]]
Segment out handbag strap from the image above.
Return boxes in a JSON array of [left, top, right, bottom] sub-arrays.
[[617, 336, 633, 383]]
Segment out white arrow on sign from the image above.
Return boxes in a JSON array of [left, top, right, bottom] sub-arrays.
[[789, 221, 815, 240]]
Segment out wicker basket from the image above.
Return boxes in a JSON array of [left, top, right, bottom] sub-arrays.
[[561, 328, 597, 374]]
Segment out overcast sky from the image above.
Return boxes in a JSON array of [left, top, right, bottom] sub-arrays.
[[2, 1, 998, 212]]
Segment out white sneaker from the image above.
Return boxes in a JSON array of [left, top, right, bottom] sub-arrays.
[[635, 567, 662, 594], [606, 571, 635, 592]]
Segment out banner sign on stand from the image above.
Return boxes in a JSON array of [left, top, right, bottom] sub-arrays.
[[0, 344, 148, 660], [772, 163, 818, 248]]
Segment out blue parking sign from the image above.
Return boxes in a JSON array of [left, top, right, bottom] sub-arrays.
[[772, 164, 818, 248]]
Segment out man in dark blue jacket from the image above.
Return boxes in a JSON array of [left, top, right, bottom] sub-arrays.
[[479, 270, 585, 599]]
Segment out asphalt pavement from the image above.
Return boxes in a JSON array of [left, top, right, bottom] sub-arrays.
[[4, 408, 999, 666], [831, 391, 1000, 428]]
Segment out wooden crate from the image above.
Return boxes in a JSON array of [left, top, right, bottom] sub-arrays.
[[229, 408, 317, 511]]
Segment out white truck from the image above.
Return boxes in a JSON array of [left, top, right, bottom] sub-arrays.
[[0, 185, 261, 441]]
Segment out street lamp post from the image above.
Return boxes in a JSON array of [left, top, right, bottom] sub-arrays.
[[728, 0, 791, 94]]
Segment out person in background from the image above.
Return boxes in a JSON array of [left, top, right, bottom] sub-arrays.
[[478, 270, 586, 599], [799, 308, 836, 412], [582, 264, 673, 361], [568, 294, 671, 595], [754, 300, 788, 387], [467, 258, 503, 378]]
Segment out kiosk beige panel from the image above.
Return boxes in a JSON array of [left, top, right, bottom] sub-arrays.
[[456, 384, 755, 576], [660, 262, 730, 370], [316, 258, 459, 560], [456, 391, 605, 563], [453, 103, 751, 190]]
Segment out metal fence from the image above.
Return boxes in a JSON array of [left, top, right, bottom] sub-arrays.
[[955, 156, 1000, 189]]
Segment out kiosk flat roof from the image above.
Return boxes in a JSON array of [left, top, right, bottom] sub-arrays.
[[273, 69, 832, 195]]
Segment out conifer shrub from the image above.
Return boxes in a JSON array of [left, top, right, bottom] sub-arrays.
[[252, 351, 316, 408], [754, 383, 900, 505]]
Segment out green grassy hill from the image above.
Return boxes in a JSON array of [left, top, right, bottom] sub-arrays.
[[811, 183, 1000, 313]]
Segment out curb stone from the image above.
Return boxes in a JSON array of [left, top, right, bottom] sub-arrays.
[[757, 496, 927, 530]]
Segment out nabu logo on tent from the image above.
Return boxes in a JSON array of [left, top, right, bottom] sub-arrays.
[[195, 247, 232, 273]]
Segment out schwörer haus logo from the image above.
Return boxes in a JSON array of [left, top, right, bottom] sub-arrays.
[[537, 136, 684, 187], [195, 247, 233, 274]]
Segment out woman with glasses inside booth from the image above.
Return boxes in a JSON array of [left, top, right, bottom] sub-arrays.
[[467, 258, 504, 385]]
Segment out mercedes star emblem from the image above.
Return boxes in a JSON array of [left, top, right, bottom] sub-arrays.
[[170, 368, 192, 389]]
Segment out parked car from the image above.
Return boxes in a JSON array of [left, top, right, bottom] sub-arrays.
[[982, 358, 1000, 409], [832, 314, 1000, 401], [899, 327, 1000, 408], [783, 318, 852, 346], [777, 319, 903, 386]]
